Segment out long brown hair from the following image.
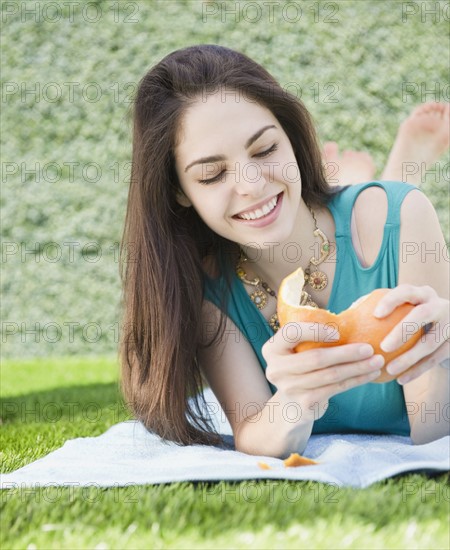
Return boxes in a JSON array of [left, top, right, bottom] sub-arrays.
[[119, 44, 342, 446]]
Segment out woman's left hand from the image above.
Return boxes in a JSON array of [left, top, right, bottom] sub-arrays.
[[373, 284, 450, 385]]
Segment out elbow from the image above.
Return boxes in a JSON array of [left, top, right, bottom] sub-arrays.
[[233, 435, 281, 458], [410, 425, 450, 446], [411, 432, 431, 446], [234, 430, 308, 459], [235, 443, 300, 460]]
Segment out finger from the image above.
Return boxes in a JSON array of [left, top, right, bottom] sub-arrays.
[[381, 297, 448, 352], [386, 327, 440, 375], [302, 367, 383, 402], [297, 356, 383, 389], [382, 323, 445, 376], [380, 305, 435, 353], [283, 342, 377, 374], [387, 339, 450, 381], [397, 341, 450, 385], [267, 322, 339, 356], [373, 285, 435, 319]]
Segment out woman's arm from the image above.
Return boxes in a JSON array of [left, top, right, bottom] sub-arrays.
[[199, 299, 383, 457], [377, 190, 449, 443], [198, 301, 314, 458]]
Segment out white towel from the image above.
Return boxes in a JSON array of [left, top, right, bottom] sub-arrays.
[[1, 388, 448, 489]]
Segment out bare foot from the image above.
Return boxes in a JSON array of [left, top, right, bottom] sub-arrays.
[[323, 141, 376, 186], [381, 102, 450, 185]]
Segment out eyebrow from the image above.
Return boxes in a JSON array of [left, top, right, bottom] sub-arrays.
[[184, 124, 277, 173]]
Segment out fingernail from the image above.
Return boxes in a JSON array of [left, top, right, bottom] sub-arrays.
[[398, 374, 411, 385], [373, 306, 386, 317], [368, 370, 381, 379], [380, 338, 396, 353], [387, 360, 402, 375], [369, 355, 385, 368], [359, 344, 374, 357]]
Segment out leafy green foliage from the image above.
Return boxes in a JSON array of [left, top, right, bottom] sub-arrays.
[[2, 0, 449, 358]]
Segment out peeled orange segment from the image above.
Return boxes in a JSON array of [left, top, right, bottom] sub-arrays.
[[283, 453, 319, 467], [279, 266, 306, 305], [278, 267, 341, 329], [277, 267, 425, 383]]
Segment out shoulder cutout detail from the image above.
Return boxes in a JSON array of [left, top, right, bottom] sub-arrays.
[[352, 186, 388, 268]]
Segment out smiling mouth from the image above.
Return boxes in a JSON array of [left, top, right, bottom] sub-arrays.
[[233, 192, 282, 220]]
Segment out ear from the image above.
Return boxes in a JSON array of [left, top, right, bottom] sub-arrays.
[[176, 189, 192, 208]]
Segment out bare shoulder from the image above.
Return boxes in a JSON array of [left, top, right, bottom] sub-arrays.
[[399, 187, 436, 220], [398, 188, 442, 253], [198, 299, 272, 438], [397, 188, 449, 294]]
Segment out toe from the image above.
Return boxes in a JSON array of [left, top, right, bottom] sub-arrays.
[[323, 141, 339, 160], [413, 103, 433, 116], [362, 152, 376, 167], [429, 103, 444, 116]]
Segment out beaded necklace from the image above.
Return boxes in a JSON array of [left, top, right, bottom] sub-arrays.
[[235, 203, 330, 332]]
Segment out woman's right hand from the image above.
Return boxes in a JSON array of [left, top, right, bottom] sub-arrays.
[[261, 322, 385, 424]]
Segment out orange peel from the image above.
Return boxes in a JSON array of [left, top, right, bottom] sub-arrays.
[[277, 267, 425, 383], [283, 453, 319, 467]]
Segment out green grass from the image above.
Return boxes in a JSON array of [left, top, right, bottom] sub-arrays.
[[1, 357, 449, 549]]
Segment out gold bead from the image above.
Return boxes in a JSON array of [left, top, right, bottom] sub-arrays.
[[250, 290, 267, 309]]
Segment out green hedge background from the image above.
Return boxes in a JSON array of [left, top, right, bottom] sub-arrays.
[[2, 0, 449, 358]]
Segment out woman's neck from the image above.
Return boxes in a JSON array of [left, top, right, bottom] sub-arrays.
[[239, 199, 329, 291]]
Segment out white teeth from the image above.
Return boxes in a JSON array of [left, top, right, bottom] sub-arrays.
[[237, 195, 278, 220]]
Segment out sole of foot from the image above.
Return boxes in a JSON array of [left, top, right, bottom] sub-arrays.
[[323, 141, 376, 186], [381, 102, 450, 184]]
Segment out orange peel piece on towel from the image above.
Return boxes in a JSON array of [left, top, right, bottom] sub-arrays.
[[283, 453, 319, 467], [257, 461, 272, 470]]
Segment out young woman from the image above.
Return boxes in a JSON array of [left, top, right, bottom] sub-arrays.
[[119, 44, 449, 458]]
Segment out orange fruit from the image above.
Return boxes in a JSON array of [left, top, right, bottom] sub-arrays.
[[277, 268, 425, 383]]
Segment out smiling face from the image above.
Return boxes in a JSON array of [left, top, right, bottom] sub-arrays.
[[174, 90, 303, 250]]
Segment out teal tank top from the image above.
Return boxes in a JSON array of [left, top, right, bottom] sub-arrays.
[[203, 181, 423, 436]]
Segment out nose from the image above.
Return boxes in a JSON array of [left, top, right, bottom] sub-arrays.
[[233, 160, 268, 196]]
